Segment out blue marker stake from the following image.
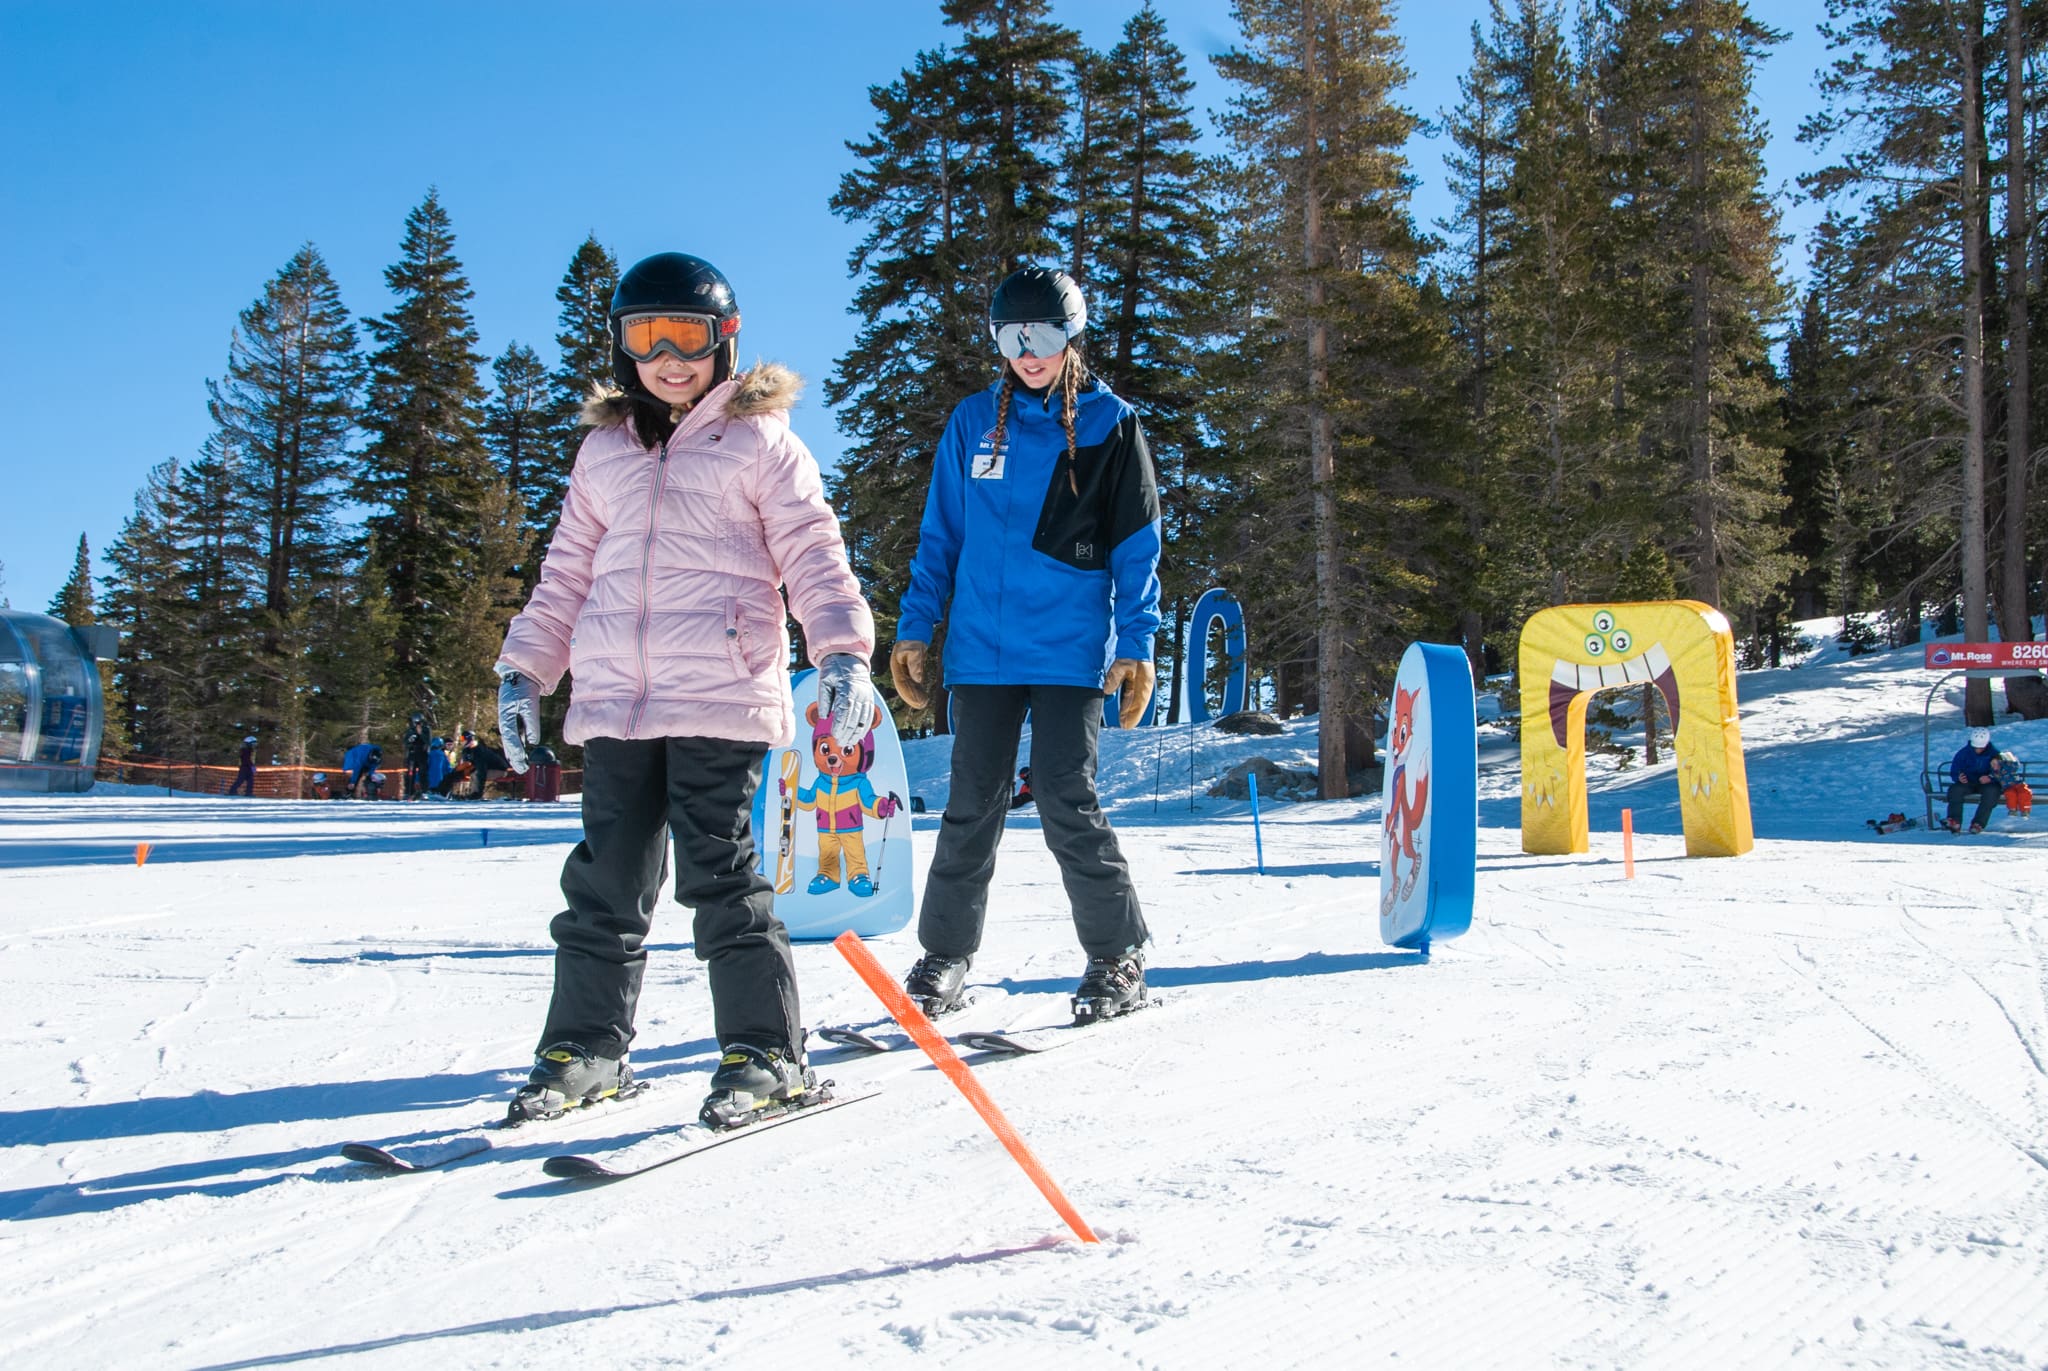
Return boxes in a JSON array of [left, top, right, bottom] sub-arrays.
[[1248, 771, 1266, 875], [481, 828, 490, 848]]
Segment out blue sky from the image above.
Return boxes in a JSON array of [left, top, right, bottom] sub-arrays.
[[0, 1, 1833, 611]]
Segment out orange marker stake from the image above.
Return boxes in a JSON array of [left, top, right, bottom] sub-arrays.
[[135, 842, 152, 867], [1621, 808, 1635, 880], [833, 930, 1098, 1244]]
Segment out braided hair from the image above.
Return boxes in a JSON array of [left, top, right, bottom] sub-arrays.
[[988, 340, 1089, 495]]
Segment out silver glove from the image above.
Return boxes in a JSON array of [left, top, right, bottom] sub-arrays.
[[496, 665, 540, 774], [817, 653, 878, 749]]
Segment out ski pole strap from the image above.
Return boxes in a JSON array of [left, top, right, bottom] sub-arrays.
[[832, 931, 1098, 1244]]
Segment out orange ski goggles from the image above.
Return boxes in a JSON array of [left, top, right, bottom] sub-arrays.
[[616, 311, 740, 362]]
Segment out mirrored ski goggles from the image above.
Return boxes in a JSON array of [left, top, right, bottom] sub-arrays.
[[991, 319, 1079, 360], [616, 311, 740, 363]]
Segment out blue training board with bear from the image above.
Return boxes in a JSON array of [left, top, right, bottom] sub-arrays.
[[754, 668, 915, 941]]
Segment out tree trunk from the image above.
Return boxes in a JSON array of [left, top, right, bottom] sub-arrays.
[[1998, 0, 2031, 651], [1960, 3, 1994, 725], [1639, 682, 1658, 764], [1685, 2, 1723, 611], [1301, 4, 1349, 800]]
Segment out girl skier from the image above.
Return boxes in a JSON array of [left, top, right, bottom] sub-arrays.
[[889, 266, 1162, 1023], [494, 251, 878, 1130]]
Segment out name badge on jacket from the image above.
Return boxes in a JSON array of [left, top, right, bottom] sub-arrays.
[[971, 431, 1005, 480]]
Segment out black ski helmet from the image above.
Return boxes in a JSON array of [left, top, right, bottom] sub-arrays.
[[610, 252, 742, 395], [988, 266, 1087, 336]]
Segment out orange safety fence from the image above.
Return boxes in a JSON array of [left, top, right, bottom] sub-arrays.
[[91, 755, 582, 802]]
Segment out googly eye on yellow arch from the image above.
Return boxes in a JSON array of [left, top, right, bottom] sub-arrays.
[[1519, 599, 1754, 859]]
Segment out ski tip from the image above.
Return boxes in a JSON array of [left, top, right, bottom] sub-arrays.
[[814, 1026, 892, 1053], [339, 1143, 412, 1170], [541, 1155, 617, 1181], [957, 1031, 1044, 1056]]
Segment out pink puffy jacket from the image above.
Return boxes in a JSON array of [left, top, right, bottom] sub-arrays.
[[497, 364, 875, 748]]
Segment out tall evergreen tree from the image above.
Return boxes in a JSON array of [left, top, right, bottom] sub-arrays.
[[1438, 3, 1520, 682], [438, 476, 533, 746], [1995, 0, 2037, 718], [1475, 0, 1622, 626], [538, 236, 619, 546], [101, 460, 183, 756], [483, 343, 551, 522], [1804, 0, 2010, 719], [356, 189, 490, 704], [48, 535, 94, 624], [827, 3, 1080, 723], [207, 244, 360, 739], [1214, 0, 1454, 795], [1603, 0, 1791, 623], [1074, 4, 1220, 720]]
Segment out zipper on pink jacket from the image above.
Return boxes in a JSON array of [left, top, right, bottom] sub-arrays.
[[626, 436, 673, 737]]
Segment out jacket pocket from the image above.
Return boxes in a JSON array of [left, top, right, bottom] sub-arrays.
[[726, 599, 779, 677]]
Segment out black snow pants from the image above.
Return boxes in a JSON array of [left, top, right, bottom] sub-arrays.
[[1946, 778, 2001, 830], [537, 735, 800, 1061], [918, 684, 1147, 962]]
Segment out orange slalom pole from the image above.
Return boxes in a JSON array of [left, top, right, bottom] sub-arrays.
[[833, 930, 1098, 1244], [1621, 809, 1635, 880], [134, 842, 152, 867]]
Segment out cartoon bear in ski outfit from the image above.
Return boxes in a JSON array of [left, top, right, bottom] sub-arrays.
[[789, 702, 899, 896]]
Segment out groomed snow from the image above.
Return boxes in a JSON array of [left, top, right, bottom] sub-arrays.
[[2, 628, 2045, 1369]]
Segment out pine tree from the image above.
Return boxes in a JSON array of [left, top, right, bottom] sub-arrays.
[[171, 440, 257, 760], [827, 3, 1080, 721], [1438, 3, 1519, 682], [1803, 0, 2006, 720], [101, 460, 183, 756], [48, 534, 128, 759], [1584, 0, 1788, 630], [538, 236, 619, 547], [356, 189, 490, 701], [483, 342, 551, 532], [207, 244, 360, 741], [48, 535, 94, 624], [437, 477, 533, 747], [312, 539, 403, 755], [1214, 0, 1454, 795], [1080, 5, 1222, 720]]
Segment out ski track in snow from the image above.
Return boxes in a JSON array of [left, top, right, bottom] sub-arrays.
[[1, 627, 2047, 1368]]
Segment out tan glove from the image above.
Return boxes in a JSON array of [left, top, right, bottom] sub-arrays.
[[890, 640, 931, 710], [1103, 657, 1156, 729]]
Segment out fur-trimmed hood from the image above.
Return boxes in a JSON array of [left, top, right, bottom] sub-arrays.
[[580, 362, 804, 430]]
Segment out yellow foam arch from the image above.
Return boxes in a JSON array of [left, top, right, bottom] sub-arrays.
[[1519, 600, 1753, 858]]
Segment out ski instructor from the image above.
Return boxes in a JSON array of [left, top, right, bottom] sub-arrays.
[[889, 266, 1162, 1024], [492, 251, 878, 1131]]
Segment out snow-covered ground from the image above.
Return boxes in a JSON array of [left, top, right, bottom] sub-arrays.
[[3, 629, 2046, 1369]]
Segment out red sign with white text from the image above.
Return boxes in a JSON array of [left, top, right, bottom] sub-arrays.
[[1924, 642, 2048, 671]]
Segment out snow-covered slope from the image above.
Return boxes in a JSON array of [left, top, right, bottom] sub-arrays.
[[1, 630, 2044, 1369]]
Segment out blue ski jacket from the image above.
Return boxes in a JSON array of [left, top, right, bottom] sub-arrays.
[[898, 376, 1162, 688], [1950, 744, 2004, 785]]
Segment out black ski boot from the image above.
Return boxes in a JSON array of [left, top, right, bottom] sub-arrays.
[[507, 1042, 637, 1124], [1072, 950, 1146, 1024], [904, 952, 973, 1017], [700, 1043, 817, 1131]]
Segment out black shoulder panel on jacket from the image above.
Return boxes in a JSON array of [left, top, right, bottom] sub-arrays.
[[1030, 412, 1160, 572]]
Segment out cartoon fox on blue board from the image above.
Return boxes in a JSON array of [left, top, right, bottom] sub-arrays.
[[783, 702, 900, 896]]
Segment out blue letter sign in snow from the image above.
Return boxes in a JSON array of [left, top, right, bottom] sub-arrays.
[[1184, 588, 1248, 723], [754, 668, 915, 941], [1379, 642, 1477, 951]]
